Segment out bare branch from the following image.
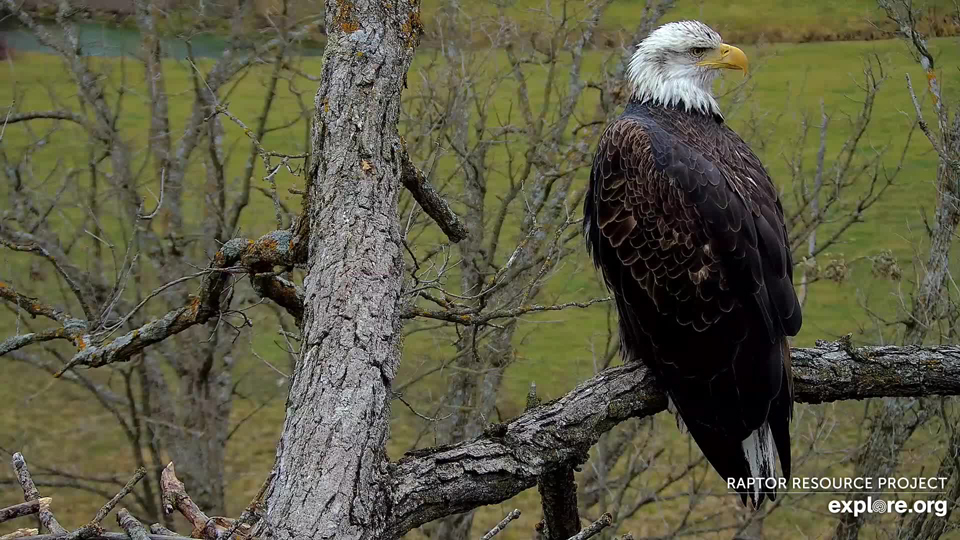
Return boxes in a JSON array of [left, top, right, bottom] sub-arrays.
[[480, 509, 521, 540], [0, 236, 97, 321], [13, 535, 190, 540], [51, 228, 305, 375], [0, 328, 76, 356], [566, 513, 612, 540], [1, 530, 39, 540], [116, 510, 149, 540], [11, 453, 67, 535], [159, 463, 218, 540], [220, 471, 274, 540], [0, 284, 71, 323], [92, 469, 147, 527], [1, 111, 93, 132], [0, 499, 50, 524], [403, 298, 610, 325], [400, 149, 468, 243]]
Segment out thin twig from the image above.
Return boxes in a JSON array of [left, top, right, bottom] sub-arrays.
[[92, 468, 146, 525], [137, 169, 165, 220], [66, 467, 146, 540], [566, 512, 612, 540], [480, 509, 521, 540]]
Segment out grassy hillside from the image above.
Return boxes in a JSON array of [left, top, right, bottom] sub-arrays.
[[1, 30, 958, 540], [421, 0, 960, 44]]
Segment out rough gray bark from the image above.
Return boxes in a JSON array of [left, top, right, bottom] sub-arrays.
[[262, 1, 422, 539], [536, 466, 581, 539]]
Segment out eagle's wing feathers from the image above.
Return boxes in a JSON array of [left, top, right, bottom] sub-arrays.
[[591, 118, 727, 333], [651, 117, 800, 342]]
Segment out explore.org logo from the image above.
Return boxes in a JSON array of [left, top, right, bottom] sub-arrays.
[[827, 497, 948, 517], [727, 476, 949, 516]]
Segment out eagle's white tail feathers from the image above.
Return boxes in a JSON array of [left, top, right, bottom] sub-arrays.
[[667, 396, 687, 434], [742, 422, 777, 500]]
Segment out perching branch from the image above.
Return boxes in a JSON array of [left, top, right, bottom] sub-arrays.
[[385, 341, 960, 538]]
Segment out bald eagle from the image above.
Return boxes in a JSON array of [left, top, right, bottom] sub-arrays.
[[584, 21, 801, 505]]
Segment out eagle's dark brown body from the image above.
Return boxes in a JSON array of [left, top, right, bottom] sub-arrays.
[[584, 100, 801, 504]]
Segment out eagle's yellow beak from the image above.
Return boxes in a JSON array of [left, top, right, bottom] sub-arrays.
[[697, 43, 748, 75]]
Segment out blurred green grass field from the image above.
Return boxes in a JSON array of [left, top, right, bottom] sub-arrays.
[[1, 20, 958, 540], [423, 0, 959, 43]]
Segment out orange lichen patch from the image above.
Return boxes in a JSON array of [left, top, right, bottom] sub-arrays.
[[188, 295, 202, 316], [400, 10, 423, 46], [74, 335, 86, 350], [335, 0, 359, 33], [249, 236, 281, 263], [927, 70, 939, 105], [401, 10, 423, 48]]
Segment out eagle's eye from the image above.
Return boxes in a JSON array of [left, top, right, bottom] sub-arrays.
[[689, 47, 710, 56]]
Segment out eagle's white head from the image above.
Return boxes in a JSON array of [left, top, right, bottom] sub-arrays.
[[627, 20, 748, 118]]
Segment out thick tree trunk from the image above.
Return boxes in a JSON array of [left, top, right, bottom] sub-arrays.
[[263, 1, 421, 539]]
